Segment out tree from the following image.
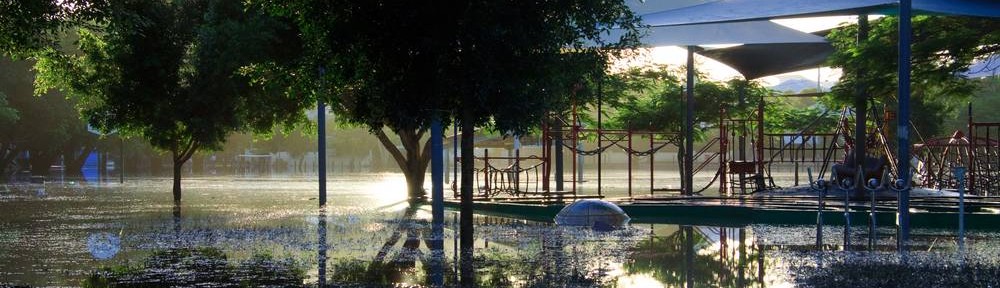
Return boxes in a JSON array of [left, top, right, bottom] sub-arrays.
[[1, 0, 109, 58], [0, 58, 97, 181], [826, 15, 1000, 138], [608, 66, 774, 185], [34, 0, 310, 202], [257, 0, 641, 199]]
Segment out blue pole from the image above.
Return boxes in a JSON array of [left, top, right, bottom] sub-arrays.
[[896, 0, 912, 252], [685, 46, 695, 196], [430, 116, 444, 285], [318, 67, 327, 207]]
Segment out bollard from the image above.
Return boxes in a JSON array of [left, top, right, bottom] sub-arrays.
[[953, 166, 967, 252], [808, 167, 824, 250]]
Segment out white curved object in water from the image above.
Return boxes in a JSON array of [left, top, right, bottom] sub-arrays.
[[554, 199, 630, 230], [87, 232, 120, 260]]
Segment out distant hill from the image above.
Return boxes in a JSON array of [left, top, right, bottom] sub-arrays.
[[769, 75, 836, 94]]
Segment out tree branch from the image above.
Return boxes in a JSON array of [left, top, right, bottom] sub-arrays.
[[420, 136, 432, 168], [375, 129, 409, 173], [177, 139, 199, 164]]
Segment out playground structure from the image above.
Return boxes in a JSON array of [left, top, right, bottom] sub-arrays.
[[914, 105, 1000, 196], [453, 98, 1000, 201]]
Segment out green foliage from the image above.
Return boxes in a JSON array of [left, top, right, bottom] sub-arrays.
[[33, 0, 309, 159], [0, 93, 17, 128], [0, 58, 96, 178], [252, 0, 642, 197], [944, 77, 1000, 132], [826, 15, 1000, 137], [607, 65, 773, 141], [82, 247, 305, 287], [0, 0, 110, 58], [764, 98, 840, 133], [257, 0, 641, 135]]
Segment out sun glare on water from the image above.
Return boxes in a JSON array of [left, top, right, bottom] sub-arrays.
[[364, 173, 412, 207]]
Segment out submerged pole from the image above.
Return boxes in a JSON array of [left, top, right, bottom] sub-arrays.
[[555, 122, 564, 192], [897, 0, 913, 252], [120, 137, 124, 184], [954, 166, 966, 251], [317, 95, 327, 206], [685, 46, 696, 196], [844, 176, 852, 250], [430, 116, 445, 285], [809, 167, 824, 250], [317, 207, 328, 286]]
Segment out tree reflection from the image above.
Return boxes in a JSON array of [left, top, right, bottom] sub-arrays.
[[625, 226, 766, 288], [83, 247, 305, 287]]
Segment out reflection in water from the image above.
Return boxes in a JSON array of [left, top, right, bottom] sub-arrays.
[[83, 247, 305, 286], [4, 177, 1000, 287], [625, 226, 765, 287], [317, 207, 327, 286]]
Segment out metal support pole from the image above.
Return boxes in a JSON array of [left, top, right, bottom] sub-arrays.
[[650, 135, 655, 197], [685, 46, 696, 196], [967, 104, 975, 196], [431, 117, 444, 240], [515, 149, 521, 193], [318, 100, 327, 207], [868, 168, 884, 251], [430, 116, 445, 286], [484, 149, 490, 194], [542, 120, 550, 192], [555, 123, 564, 192], [844, 177, 852, 250], [954, 166, 966, 251], [120, 137, 125, 184], [598, 73, 604, 197], [897, 0, 913, 252], [628, 131, 633, 197], [571, 127, 577, 195], [855, 14, 870, 199]]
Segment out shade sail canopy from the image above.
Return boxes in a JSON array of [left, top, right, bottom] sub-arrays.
[[699, 42, 833, 79], [641, 0, 1000, 27], [634, 20, 828, 46], [625, 0, 709, 15], [587, 21, 831, 79]]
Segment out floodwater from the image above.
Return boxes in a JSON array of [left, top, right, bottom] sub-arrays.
[[1, 173, 999, 287]]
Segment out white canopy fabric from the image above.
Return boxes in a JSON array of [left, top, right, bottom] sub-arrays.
[[588, 20, 831, 79], [641, 0, 1000, 27]]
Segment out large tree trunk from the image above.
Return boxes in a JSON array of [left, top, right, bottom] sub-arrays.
[[459, 108, 475, 287], [171, 140, 198, 204], [172, 152, 183, 203], [374, 129, 432, 199], [28, 149, 58, 177], [0, 144, 20, 182]]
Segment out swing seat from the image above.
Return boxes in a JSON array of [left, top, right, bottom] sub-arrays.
[[832, 151, 888, 182]]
